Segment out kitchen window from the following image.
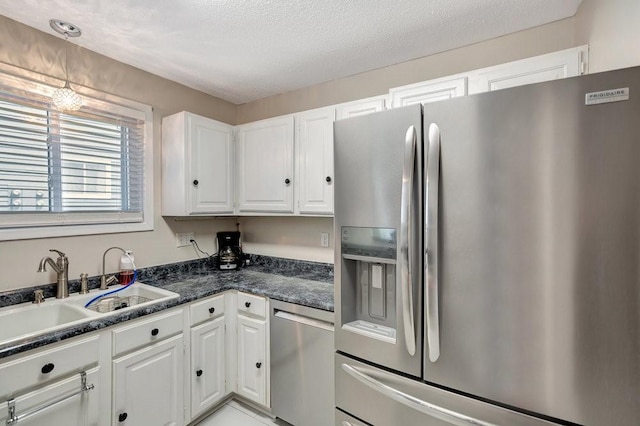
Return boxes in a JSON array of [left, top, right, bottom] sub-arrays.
[[0, 68, 153, 240]]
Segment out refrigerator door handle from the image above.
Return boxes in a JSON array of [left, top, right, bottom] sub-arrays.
[[426, 123, 441, 362], [400, 125, 417, 356], [341, 363, 497, 426]]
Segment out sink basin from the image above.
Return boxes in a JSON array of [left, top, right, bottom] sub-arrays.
[[0, 282, 179, 348], [82, 283, 179, 313], [0, 302, 98, 346]]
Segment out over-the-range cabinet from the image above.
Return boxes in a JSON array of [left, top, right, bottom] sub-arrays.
[[334, 67, 640, 426]]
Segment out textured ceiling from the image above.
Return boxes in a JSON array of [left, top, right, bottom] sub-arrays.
[[0, 0, 581, 104]]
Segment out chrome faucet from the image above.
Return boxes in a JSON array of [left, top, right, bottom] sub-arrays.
[[37, 249, 69, 299], [100, 246, 126, 290]]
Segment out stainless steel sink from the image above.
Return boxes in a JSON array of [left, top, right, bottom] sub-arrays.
[[79, 283, 179, 314]]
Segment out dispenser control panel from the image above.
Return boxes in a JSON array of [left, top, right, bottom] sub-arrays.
[[341, 227, 396, 260]]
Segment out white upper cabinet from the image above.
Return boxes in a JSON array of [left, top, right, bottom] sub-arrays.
[[236, 115, 295, 213], [389, 76, 468, 107], [295, 107, 335, 215], [162, 112, 235, 215], [468, 45, 588, 94], [336, 95, 387, 120]]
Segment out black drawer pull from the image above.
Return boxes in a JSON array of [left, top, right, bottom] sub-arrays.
[[256, 362, 262, 369], [244, 302, 251, 308], [208, 307, 215, 314], [196, 369, 203, 377], [284, 178, 291, 185], [118, 412, 128, 422], [151, 328, 159, 336], [41, 363, 55, 374], [326, 176, 332, 183], [193, 179, 199, 186]]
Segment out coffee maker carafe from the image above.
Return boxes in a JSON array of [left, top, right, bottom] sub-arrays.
[[217, 231, 242, 270]]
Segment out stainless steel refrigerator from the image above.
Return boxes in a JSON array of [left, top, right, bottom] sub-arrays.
[[333, 67, 640, 426]]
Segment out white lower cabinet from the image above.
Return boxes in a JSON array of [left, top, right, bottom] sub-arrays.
[[112, 334, 184, 426], [0, 335, 105, 426], [1, 291, 274, 426], [0, 367, 101, 426], [236, 314, 268, 406], [190, 316, 226, 419]]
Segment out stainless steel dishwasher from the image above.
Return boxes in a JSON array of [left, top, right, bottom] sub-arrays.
[[270, 299, 335, 426]]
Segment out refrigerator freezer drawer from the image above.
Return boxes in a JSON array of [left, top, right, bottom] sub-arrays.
[[335, 353, 559, 426]]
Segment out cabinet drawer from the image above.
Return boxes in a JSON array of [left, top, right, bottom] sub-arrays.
[[0, 335, 100, 398], [190, 294, 225, 326], [237, 292, 266, 319], [112, 309, 184, 357]]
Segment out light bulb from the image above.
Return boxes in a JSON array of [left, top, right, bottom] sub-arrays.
[[52, 82, 82, 111]]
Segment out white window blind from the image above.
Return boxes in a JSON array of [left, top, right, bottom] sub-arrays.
[[0, 83, 146, 230]]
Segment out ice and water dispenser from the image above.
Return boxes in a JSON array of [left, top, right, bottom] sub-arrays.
[[339, 226, 398, 343]]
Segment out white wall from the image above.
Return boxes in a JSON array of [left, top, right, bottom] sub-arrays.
[[574, 0, 640, 73]]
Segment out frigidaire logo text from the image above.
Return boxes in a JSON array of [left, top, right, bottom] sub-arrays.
[[588, 89, 626, 99]]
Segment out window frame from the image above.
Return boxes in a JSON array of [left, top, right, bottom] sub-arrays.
[[0, 63, 154, 241]]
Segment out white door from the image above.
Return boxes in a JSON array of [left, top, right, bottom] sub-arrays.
[[468, 46, 588, 94], [187, 114, 235, 214], [0, 368, 101, 426], [389, 76, 468, 107], [296, 108, 335, 215], [113, 335, 184, 426], [190, 317, 226, 418], [236, 315, 267, 406], [236, 116, 294, 213]]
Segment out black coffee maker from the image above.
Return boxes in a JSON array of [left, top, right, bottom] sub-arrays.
[[217, 231, 243, 270]]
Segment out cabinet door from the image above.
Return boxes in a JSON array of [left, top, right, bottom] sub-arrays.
[[389, 76, 467, 107], [468, 46, 588, 94], [187, 114, 235, 214], [236, 315, 267, 406], [190, 317, 226, 419], [0, 368, 101, 426], [336, 95, 387, 120], [237, 116, 294, 213], [296, 108, 335, 215], [113, 335, 184, 426]]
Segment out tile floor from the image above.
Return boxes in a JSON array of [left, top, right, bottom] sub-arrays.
[[197, 399, 291, 426]]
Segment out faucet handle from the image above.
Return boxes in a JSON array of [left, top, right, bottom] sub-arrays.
[[49, 249, 66, 258]]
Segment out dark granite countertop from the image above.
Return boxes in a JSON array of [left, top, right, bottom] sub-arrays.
[[0, 255, 334, 360]]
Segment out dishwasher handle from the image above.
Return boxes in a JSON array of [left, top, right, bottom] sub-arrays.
[[274, 310, 334, 332]]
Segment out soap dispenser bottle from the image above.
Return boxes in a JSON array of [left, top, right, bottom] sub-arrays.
[[119, 250, 135, 285]]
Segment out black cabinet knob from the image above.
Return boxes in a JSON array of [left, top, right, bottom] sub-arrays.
[[284, 178, 291, 185], [193, 179, 199, 186], [256, 362, 262, 369], [118, 412, 128, 422], [208, 307, 215, 314], [326, 176, 332, 183], [244, 302, 251, 308], [41, 363, 55, 374], [151, 328, 159, 336], [196, 369, 203, 377]]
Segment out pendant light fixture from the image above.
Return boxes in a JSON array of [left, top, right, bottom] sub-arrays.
[[49, 19, 82, 111]]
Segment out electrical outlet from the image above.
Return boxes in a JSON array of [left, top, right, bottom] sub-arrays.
[[320, 232, 330, 248], [176, 232, 195, 247]]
